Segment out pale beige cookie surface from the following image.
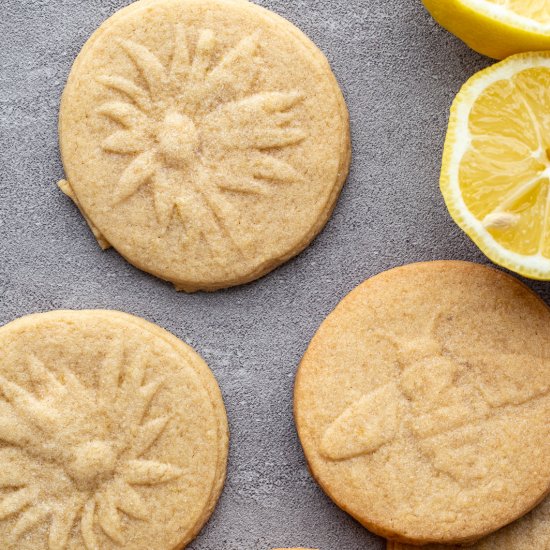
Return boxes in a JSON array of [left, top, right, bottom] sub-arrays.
[[387, 495, 550, 549], [59, 0, 350, 292], [0, 310, 228, 549], [294, 261, 550, 545]]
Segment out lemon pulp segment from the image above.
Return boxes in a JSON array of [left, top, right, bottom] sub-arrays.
[[483, 0, 550, 25], [461, 67, 550, 258]]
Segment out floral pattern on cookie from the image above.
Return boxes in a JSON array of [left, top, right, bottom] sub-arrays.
[[59, 0, 349, 291], [0, 347, 181, 549], [98, 26, 306, 248]]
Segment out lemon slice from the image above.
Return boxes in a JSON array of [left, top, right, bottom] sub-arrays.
[[423, 0, 550, 59], [441, 52, 550, 280]]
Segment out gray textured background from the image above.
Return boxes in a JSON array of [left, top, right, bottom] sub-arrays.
[[2, 1, 550, 549]]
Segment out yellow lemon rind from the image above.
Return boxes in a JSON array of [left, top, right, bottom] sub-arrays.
[[423, 0, 550, 60]]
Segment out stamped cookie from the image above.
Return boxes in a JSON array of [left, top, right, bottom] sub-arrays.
[[0, 310, 228, 549], [387, 496, 550, 549], [294, 261, 550, 545], [59, 0, 350, 292]]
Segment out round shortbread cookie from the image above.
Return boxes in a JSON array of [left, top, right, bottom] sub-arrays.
[[387, 496, 549, 549], [294, 261, 550, 545], [0, 310, 228, 549], [59, 0, 350, 292]]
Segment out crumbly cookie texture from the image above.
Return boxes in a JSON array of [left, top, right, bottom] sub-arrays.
[[295, 261, 550, 545], [59, 0, 350, 292], [387, 495, 549, 549], [0, 310, 228, 549]]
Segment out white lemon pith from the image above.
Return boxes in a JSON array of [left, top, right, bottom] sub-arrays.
[[423, 0, 550, 59], [441, 53, 550, 279]]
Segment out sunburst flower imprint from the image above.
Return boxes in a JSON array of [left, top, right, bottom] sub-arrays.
[[59, 0, 350, 292], [0, 351, 179, 549], [0, 311, 228, 549], [98, 25, 307, 242]]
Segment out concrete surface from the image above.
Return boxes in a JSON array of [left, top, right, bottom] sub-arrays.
[[2, 1, 550, 549]]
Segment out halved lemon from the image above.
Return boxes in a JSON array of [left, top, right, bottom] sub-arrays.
[[441, 52, 550, 280], [423, 0, 550, 59]]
